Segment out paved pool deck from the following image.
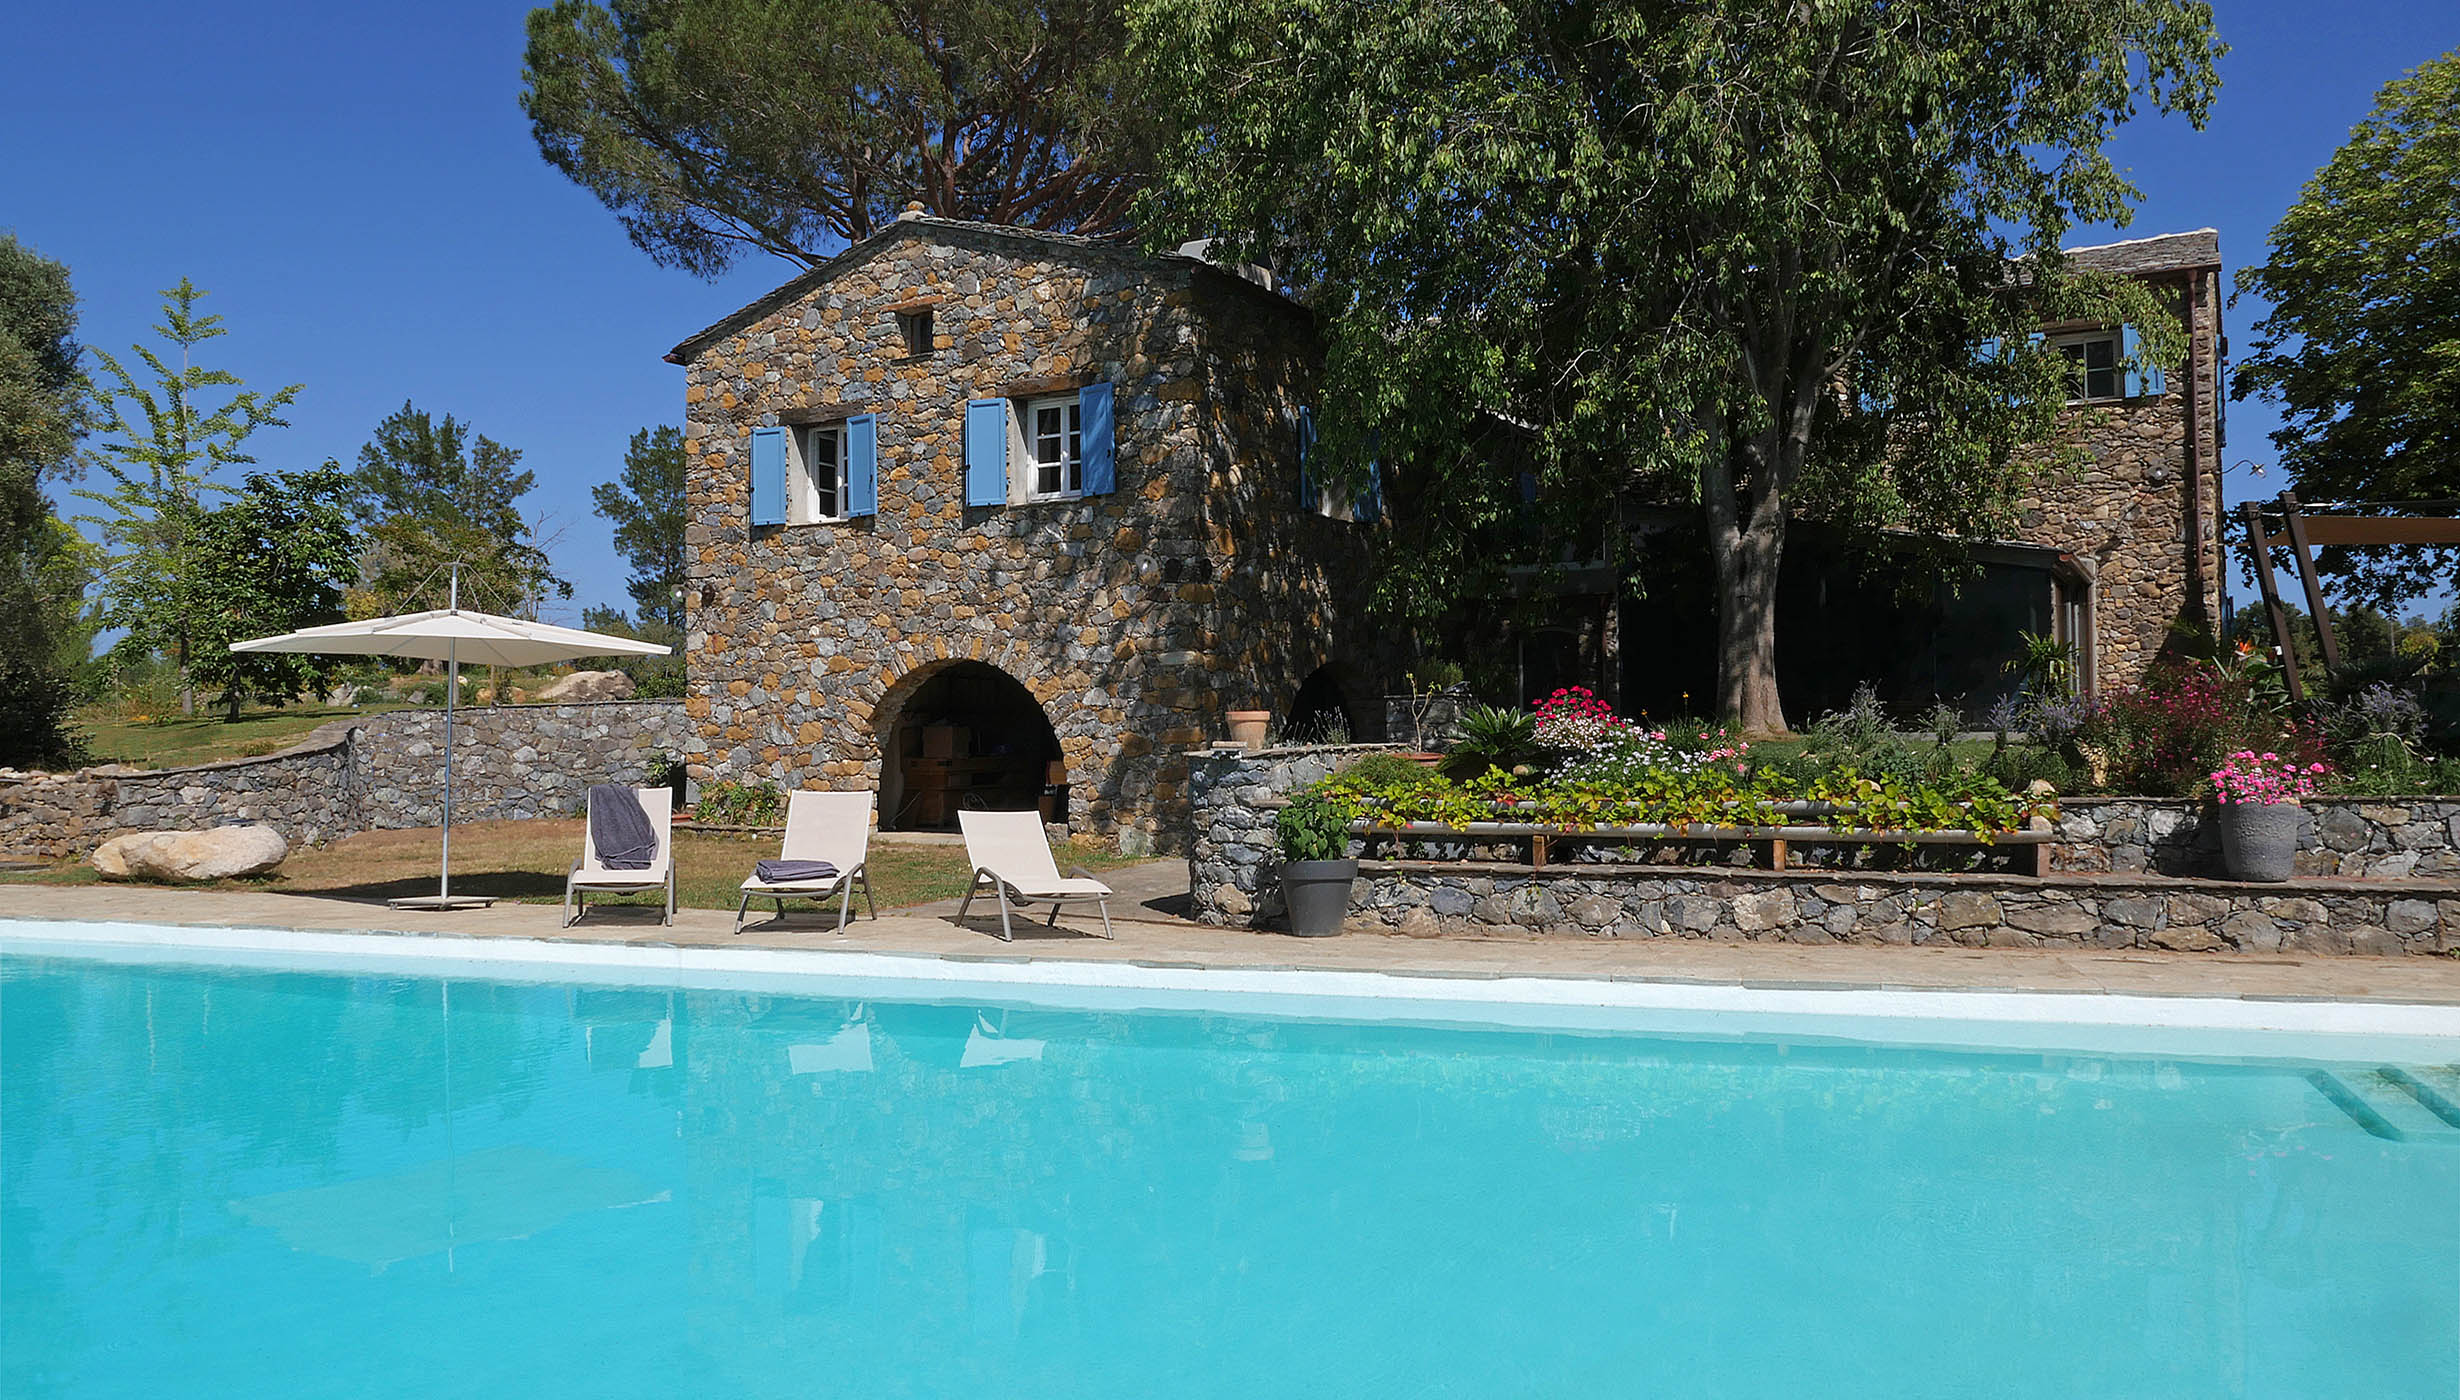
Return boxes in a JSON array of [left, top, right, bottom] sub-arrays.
[[10, 875, 2460, 1007]]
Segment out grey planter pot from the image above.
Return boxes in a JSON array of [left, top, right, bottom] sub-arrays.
[[2216, 800, 2300, 882], [1280, 858, 1358, 937]]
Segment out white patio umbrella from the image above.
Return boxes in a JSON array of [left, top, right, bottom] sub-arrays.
[[230, 566, 671, 910]]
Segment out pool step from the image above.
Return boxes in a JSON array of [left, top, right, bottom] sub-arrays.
[[2308, 1068, 2460, 1144]]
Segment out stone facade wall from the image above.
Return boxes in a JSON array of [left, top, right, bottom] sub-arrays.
[[678, 216, 1389, 851], [2009, 235, 2226, 694], [0, 700, 687, 859]]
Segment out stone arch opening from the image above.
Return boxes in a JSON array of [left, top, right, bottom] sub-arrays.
[[1284, 664, 1362, 745], [875, 660, 1064, 831]]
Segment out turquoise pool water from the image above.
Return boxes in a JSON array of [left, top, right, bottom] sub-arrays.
[[5, 948, 2456, 1399]]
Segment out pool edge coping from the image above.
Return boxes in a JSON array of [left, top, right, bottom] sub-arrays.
[[8, 912, 2460, 1064]]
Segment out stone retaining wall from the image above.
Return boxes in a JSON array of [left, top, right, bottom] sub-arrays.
[[2054, 797, 2460, 880], [352, 702, 684, 829], [0, 700, 688, 858], [1184, 744, 2460, 953], [1186, 743, 1401, 924], [1346, 864, 2457, 955]]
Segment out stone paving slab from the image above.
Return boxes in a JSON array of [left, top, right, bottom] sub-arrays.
[[9, 883, 2460, 1007]]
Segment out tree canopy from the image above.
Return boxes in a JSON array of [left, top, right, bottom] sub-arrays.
[[1132, 0, 2219, 730], [521, 0, 1155, 277], [74, 278, 300, 717], [2232, 47, 2460, 609], [350, 401, 568, 616], [0, 232, 94, 766], [592, 424, 686, 631], [182, 466, 360, 719]]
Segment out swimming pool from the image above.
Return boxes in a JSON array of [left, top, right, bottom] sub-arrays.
[[6, 924, 2457, 1398]]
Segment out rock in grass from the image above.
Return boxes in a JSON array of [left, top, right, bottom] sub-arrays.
[[535, 670, 635, 703], [92, 826, 289, 881]]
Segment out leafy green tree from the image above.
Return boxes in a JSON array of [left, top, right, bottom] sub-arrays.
[[1133, 0, 2219, 731], [591, 425, 686, 630], [350, 401, 568, 616], [182, 466, 360, 720], [2232, 49, 2460, 609], [73, 278, 301, 715], [0, 233, 95, 766], [520, 0, 1154, 275]]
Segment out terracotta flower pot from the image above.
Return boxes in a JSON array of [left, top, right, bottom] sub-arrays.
[[1227, 710, 1270, 751], [2216, 800, 2300, 882]]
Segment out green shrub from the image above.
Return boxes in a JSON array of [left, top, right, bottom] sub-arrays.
[[2079, 654, 2312, 797], [1275, 791, 1352, 862], [1336, 751, 1436, 788], [695, 779, 784, 826], [1442, 704, 1543, 779], [1979, 741, 2081, 794]]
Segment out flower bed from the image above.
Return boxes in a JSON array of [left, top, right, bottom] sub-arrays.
[[1298, 692, 2050, 841]]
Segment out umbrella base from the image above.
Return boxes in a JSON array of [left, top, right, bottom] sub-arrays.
[[387, 894, 499, 910]]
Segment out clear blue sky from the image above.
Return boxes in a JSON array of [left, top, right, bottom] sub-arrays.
[[5, 1, 2455, 623]]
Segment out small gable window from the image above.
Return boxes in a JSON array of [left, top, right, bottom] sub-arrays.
[[896, 307, 933, 358], [1025, 394, 1084, 500], [2053, 330, 2123, 403]]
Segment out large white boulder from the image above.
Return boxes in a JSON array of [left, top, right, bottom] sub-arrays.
[[535, 669, 636, 703], [91, 825, 290, 881]]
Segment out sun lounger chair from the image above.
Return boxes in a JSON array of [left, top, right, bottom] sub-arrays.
[[956, 808, 1114, 941], [736, 790, 877, 935], [565, 786, 676, 926]]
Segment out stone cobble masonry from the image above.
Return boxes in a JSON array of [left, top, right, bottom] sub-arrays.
[[350, 701, 684, 829], [2009, 232, 2226, 693], [677, 217, 1391, 852], [1185, 745, 2460, 954], [0, 700, 686, 858], [1186, 743, 1402, 924], [2053, 797, 2460, 880], [1348, 865, 2457, 955]]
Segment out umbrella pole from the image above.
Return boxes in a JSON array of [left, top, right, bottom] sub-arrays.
[[441, 642, 456, 902]]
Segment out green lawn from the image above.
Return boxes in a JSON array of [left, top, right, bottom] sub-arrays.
[[1, 817, 1148, 913], [74, 701, 409, 770]]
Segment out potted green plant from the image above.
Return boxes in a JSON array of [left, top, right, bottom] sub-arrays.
[[2210, 750, 2326, 882], [1276, 791, 1357, 936]]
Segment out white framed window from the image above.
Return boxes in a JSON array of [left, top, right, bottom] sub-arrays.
[[1022, 394, 1082, 501], [794, 424, 848, 523], [2051, 329, 2123, 403]]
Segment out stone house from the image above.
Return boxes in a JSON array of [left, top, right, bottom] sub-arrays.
[[669, 214, 1390, 850], [1602, 229, 2229, 721], [671, 219, 2226, 840]]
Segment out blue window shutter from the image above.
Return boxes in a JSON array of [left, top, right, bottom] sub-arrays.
[[750, 426, 785, 526], [1297, 406, 1318, 510], [1080, 381, 1115, 495], [964, 399, 1008, 507], [1978, 337, 2002, 362], [845, 414, 878, 517], [2120, 324, 2166, 398]]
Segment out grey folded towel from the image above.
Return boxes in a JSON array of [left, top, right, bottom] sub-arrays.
[[754, 859, 839, 884], [588, 785, 658, 870]]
